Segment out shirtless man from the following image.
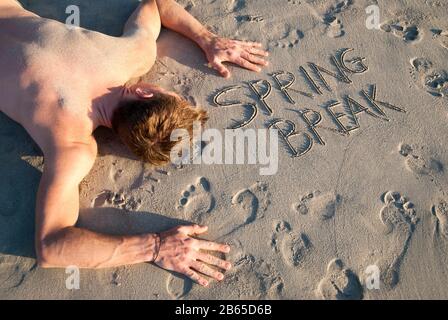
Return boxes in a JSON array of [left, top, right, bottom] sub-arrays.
[[0, 0, 269, 287]]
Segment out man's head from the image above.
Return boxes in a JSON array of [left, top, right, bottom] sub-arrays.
[[112, 84, 208, 167]]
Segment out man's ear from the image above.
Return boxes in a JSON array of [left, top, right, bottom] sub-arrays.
[[135, 87, 154, 99]]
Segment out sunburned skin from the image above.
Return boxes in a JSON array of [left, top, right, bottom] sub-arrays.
[[0, 0, 269, 287]]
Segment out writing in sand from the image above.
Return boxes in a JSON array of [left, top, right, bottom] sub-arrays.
[[212, 48, 406, 157]]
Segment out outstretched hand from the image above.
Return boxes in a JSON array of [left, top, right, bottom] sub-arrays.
[[153, 225, 232, 287], [202, 35, 269, 78]]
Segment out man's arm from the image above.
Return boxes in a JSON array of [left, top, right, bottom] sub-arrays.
[[154, 0, 212, 48], [36, 143, 231, 286], [155, 0, 269, 78], [35, 143, 156, 268]]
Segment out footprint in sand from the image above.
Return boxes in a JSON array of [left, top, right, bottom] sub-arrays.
[[0, 255, 36, 290], [318, 0, 354, 21], [381, 20, 423, 43], [166, 274, 193, 299], [433, 200, 448, 239], [376, 191, 418, 289], [430, 29, 448, 49], [321, 0, 354, 38], [177, 177, 215, 224], [227, 182, 271, 233], [223, 238, 246, 264], [229, 0, 247, 12], [271, 221, 312, 268], [292, 191, 341, 220], [269, 28, 304, 49], [92, 190, 142, 211], [109, 163, 125, 183], [235, 14, 264, 24], [221, 255, 284, 299], [177, 180, 270, 236], [325, 0, 354, 15], [399, 143, 444, 178], [317, 258, 363, 300], [324, 17, 344, 38], [410, 57, 448, 98]]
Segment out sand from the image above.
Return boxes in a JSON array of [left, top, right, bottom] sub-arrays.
[[1, 0, 448, 300]]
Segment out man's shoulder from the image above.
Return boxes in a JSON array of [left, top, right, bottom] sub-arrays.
[[25, 98, 96, 151], [46, 137, 98, 160], [43, 138, 98, 182]]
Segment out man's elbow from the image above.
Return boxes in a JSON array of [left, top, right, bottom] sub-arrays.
[[35, 239, 56, 268], [36, 254, 52, 268]]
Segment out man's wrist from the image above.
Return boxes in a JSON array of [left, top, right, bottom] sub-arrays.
[[194, 28, 216, 50], [151, 233, 161, 263], [142, 233, 160, 263]]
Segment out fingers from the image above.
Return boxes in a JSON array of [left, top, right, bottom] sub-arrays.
[[197, 252, 232, 271], [178, 224, 208, 235], [191, 261, 224, 281], [197, 239, 231, 253], [233, 56, 262, 72], [247, 47, 269, 57], [239, 42, 269, 58], [183, 268, 209, 287], [209, 59, 231, 78], [241, 51, 269, 67], [235, 40, 263, 48]]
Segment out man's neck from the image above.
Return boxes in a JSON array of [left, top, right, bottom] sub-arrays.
[[92, 86, 131, 129]]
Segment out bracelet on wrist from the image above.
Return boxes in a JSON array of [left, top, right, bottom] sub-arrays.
[[152, 233, 161, 263]]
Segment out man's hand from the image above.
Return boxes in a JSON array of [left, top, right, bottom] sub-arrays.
[[154, 225, 232, 287], [201, 35, 269, 78], [152, 0, 269, 78]]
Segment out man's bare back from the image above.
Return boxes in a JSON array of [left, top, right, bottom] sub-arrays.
[[0, 0, 156, 149], [0, 0, 269, 287]]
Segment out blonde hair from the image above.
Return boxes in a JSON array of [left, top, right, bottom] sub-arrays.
[[112, 94, 208, 166]]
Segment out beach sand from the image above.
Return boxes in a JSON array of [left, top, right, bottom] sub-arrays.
[[1, 0, 448, 299]]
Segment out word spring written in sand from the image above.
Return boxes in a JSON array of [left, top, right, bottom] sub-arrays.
[[212, 48, 406, 158]]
